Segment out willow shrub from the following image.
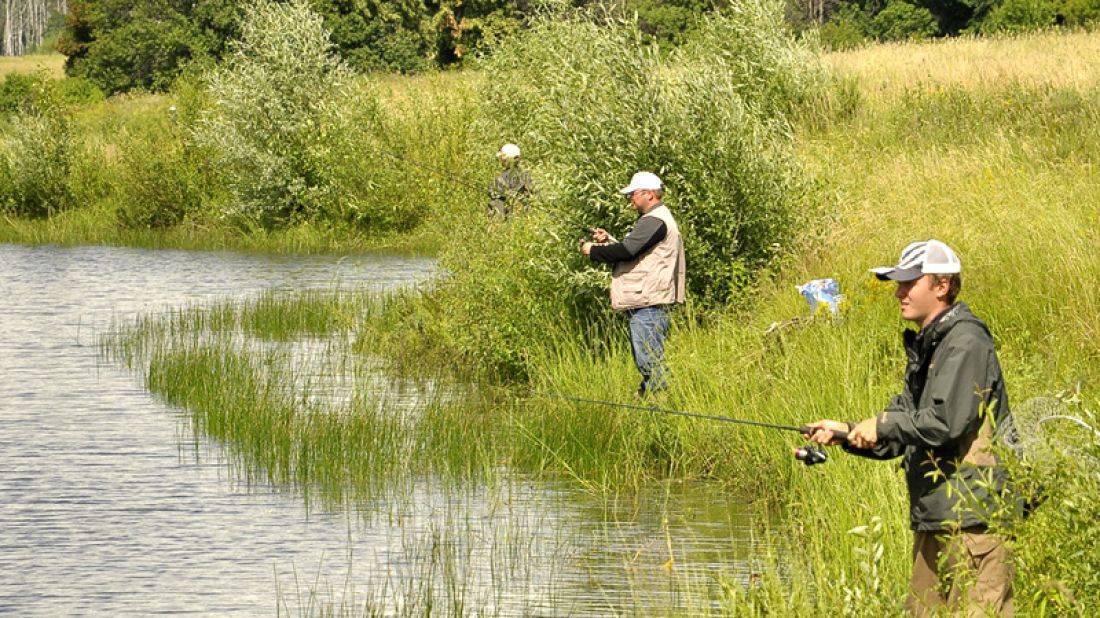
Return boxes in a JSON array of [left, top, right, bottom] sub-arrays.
[[0, 110, 73, 218], [423, 2, 822, 378], [192, 0, 393, 230], [113, 123, 218, 230]]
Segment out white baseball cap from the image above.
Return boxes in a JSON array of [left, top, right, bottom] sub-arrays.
[[619, 171, 663, 195], [871, 239, 961, 281], [498, 143, 521, 159]]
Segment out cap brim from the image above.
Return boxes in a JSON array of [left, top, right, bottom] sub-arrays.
[[620, 185, 662, 194], [870, 267, 923, 282]]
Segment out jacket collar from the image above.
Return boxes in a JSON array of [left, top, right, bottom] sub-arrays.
[[903, 302, 972, 358]]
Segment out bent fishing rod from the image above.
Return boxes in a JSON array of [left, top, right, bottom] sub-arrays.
[[546, 394, 848, 466]]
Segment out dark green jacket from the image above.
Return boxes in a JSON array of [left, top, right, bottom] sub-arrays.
[[487, 166, 533, 218], [845, 302, 1016, 531]]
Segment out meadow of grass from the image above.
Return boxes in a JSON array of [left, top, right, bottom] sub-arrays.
[[0, 53, 65, 79], [99, 27, 1100, 615]]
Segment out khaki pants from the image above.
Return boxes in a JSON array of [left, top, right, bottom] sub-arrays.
[[906, 529, 1013, 617]]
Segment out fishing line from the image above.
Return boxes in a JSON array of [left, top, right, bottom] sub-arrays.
[[542, 393, 845, 466], [547, 394, 813, 434], [375, 147, 488, 193]]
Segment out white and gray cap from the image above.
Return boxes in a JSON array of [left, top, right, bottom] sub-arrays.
[[619, 171, 663, 194], [871, 239, 961, 281], [498, 143, 521, 159]]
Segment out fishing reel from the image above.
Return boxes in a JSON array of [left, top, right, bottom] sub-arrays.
[[794, 443, 829, 466]]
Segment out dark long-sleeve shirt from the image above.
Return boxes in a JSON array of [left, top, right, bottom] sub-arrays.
[[588, 214, 667, 263]]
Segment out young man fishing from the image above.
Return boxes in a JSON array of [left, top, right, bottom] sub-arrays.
[[803, 239, 1017, 616], [580, 172, 686, 397]]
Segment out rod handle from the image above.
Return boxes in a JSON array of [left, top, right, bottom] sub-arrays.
[[799, 425, 849, 443]]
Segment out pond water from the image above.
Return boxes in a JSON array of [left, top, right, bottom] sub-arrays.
[[0, 243, 767, 615]]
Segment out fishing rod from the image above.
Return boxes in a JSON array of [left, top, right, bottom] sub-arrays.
[[548, 394, 848, 466], [376, 147, 488, 193]]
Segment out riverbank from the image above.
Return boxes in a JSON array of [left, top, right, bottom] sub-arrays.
[[53, 27, 1100, 613]]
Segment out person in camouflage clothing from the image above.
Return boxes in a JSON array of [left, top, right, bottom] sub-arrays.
[[487, 143, 533, 218], [804, 239, 1018, 617]]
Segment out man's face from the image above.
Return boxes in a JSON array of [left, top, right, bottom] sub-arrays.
[[895, 275, 948, 326], [627, 189, 656, 212]]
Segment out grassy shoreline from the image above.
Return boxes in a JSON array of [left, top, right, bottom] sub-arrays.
[[79, 29, 1100, 613]]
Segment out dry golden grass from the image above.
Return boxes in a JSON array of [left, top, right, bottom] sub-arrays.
[[0, 53, 65, 79], [371, 70, 484, 117], [825, 29, 1100, 94]]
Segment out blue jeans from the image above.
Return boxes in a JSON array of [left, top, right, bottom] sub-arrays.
[[627, 305, 670, 396]]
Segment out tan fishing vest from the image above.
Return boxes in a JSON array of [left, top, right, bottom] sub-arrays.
[[609, 204, 687, 311]]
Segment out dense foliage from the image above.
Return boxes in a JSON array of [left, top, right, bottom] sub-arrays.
[[51, 0, 1100, 93], [0, 72, 96, 218], [417, 2, 821, 377], [58, 0, 242, 95], [56, 0, 536, 92], [806, 0, 1100, 49], [52, 0, 770, 96], [0, 0, 476, 241]]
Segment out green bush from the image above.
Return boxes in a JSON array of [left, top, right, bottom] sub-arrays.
[[417, 2, 820, 378], [1060, 0, 1100, 25], [0, 111, 73, 218], [60, 0, 242, 95], [192, 0, 386, 229], [870, 1, 940, 41], [344, 26, 431, 74], [51, 77, 106, 107], [114, 126, 214, 229], [0, 73, 103, 116], [628, 0, 707, 46], [1003, 407, 1100, 613], [0, 73, 46, 115], [818, 4, 873, 50], [980, 0, 1058, 32]]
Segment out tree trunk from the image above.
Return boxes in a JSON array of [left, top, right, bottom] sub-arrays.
[[2, 0, 67, 56]]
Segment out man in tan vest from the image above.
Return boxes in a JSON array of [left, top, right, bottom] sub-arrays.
[[580, 172, 687, 397]]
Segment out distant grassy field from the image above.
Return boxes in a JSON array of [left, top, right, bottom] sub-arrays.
[[0, 53, 65, 79], [824, 30, 1100, 93]]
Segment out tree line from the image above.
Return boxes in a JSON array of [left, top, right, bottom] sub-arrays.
[[50, 0, 727, 95], [4, 0, 1098, 94], [2, 0, 67, 56], [789, 0, 1100, 48]]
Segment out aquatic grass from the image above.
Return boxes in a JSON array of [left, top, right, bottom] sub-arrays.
[[144, 339, 420, 506]]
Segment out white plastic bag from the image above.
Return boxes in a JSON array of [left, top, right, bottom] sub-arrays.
[[796, 278, 842, 315]]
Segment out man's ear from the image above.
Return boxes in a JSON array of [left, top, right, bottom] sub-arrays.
[[932, 276, 951, 301]]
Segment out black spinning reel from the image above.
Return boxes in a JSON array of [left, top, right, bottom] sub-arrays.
[[794, 443, 829, 466]]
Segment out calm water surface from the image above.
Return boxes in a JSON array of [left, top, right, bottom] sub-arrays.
[[0, 244, 764, 616]]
